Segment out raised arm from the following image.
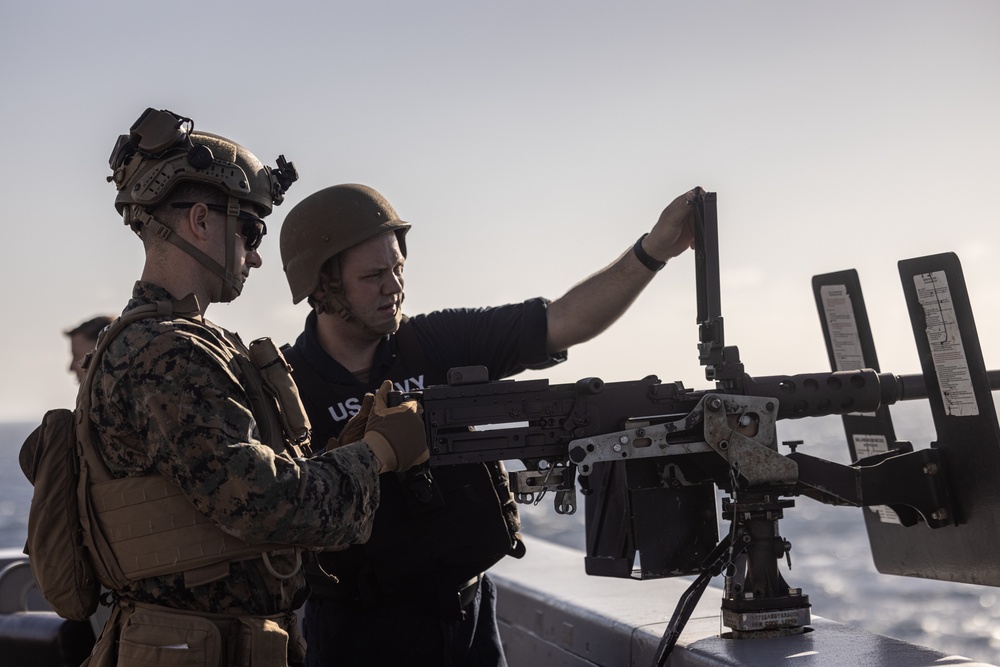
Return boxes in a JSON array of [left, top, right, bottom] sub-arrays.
[[545, 187, 702, 354]]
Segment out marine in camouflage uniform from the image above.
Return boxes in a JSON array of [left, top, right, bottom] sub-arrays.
[[90, 281, 381, 616], [80, 108, 428, 667]]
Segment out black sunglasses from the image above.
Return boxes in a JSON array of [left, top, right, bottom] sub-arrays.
[[171, 202, 267, 251]]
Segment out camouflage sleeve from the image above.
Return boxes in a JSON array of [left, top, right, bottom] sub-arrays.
[[117, 328, 381, 548]]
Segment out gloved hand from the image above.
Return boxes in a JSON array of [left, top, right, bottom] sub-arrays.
[[363, 380, 430, 473], [325, 393, 374, 450]]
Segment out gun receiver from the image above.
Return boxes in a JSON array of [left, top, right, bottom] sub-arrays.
[[390, 365, 957, 525]]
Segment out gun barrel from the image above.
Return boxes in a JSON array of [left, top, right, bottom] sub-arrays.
[[745, 368, 1000, 420], [743, 370, 883, 419], [884, 369, 1000, 402]]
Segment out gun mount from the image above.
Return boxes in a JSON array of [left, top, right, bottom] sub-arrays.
[[389, 193, 1000, 665]]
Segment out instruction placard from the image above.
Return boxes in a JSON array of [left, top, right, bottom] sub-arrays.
[[914, 271, 978, 416], [853, 433, 889, 459], [820, 285, 864, 372]]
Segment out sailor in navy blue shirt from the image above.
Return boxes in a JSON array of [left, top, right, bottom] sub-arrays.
[[279, 183, 701, 666]]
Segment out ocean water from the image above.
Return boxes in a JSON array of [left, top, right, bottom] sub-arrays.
[[3, 418, 998, 663]]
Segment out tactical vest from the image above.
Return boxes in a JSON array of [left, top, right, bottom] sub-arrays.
[[285, 322, 523, 603], [77, 299, 314, 593]]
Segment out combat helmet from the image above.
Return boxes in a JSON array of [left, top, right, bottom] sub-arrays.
[[108, 107, 298, 302], [280, 184, 410, 306]]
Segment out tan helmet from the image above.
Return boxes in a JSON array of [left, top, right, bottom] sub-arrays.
[[280, 184, 410, 304], [109, 108, 298, 222], [107, 108, 298, 303]]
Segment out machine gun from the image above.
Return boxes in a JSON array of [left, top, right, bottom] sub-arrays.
[[390, 192, 1000, 662]]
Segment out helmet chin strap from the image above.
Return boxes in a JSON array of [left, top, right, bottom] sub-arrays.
[[218, 197, 243, 303], [129, 201, 244, 303]]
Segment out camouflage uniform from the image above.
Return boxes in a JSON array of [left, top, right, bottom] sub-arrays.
[[90, 281, 381, 616]]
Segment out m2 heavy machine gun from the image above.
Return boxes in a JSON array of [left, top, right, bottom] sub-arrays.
[[390, 193, 1000, 664]]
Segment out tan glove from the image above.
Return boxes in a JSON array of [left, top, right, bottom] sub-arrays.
[[363, 380, 430, 473], [323, 393, 374, 451]]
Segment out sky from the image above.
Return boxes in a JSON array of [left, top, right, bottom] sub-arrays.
[[1, 3, 999, 660], [1, 1, 998, 427]]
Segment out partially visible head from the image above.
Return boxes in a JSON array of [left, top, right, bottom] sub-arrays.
[[64, 315, 115, 383], [280, 184, 410, 335], [108, 108, 298, 302]]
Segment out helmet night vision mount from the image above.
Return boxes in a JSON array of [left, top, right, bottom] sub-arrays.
[[108, 107, 299, 303]]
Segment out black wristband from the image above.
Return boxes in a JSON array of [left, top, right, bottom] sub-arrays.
[[633, 234, 666, 272]]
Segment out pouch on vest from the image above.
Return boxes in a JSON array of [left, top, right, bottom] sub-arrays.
[[117, 604, 223, 667], [248, 337, 312, 453], [19, 407, 101, 620]]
